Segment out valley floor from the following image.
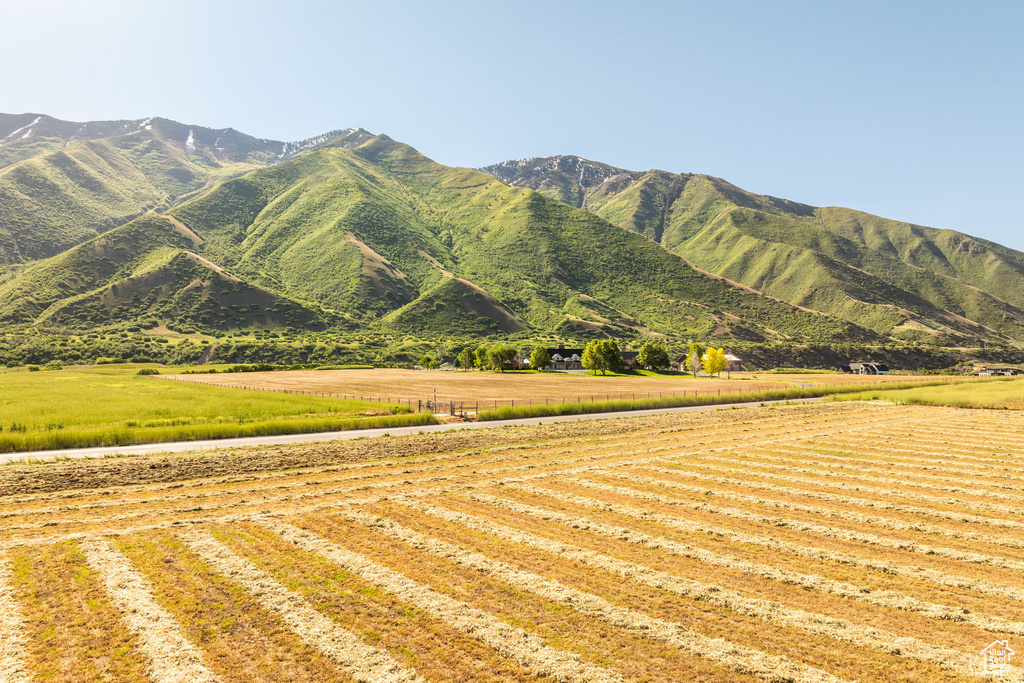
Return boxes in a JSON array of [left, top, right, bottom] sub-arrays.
[[2, 402, 1023, 682], [165, 367, 924, 406]]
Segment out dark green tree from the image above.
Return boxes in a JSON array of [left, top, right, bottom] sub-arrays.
[[582, 339, 622, 375], [473, 345, 489, 370], [637, 341, 670, 370], [529, 345, 551, 372]]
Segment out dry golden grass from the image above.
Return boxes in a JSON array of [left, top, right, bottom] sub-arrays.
[[4, 402, 1024, 682], [169, 367, 820, 405], [9, 541, 149, 682]]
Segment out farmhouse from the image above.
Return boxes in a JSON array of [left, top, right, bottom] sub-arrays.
[[546, 344, 585, 371], [724, 354, 742, 372], [621, 351, 639, 369], [842, 362, 890, 375], [976, 366, 1024, 377]]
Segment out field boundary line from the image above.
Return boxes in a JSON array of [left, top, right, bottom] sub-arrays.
[[80, 537, 219, 683], [490, 486, 1024, 635], [180, 530, 425, 683], [395, 498, 1005, 679], [561, 475, 1024, 598], [339, 505, 850, 683], [260, 519, 626, 683], [0, 554, 30, 683]]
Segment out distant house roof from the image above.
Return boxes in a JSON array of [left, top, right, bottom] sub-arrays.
[[725, 354, 741, 362]]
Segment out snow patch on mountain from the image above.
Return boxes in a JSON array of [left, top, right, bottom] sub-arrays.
[[185, 129, 195, 155], [1, 116, 41, 143], [278, 128, 365, 157]]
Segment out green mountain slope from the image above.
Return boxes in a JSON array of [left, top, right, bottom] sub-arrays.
[[0, 113, 370, 264], [480, 156, 1024, 343], [169, 134, 872, 342], [0, 214, 327, 331]]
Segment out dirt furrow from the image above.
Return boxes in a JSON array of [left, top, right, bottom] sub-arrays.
[[180, 530, 424, 683], [80, 537, 219, 683], [482, 486, 1024, 635], [340, 504, 853, 683], [260, 519, 625, 683], [391, 497, 1005, 680]]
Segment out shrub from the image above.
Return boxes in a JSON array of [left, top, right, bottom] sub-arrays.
[[137, 368, 160, 376]]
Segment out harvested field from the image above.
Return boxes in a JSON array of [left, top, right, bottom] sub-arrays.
[[2, 402, 1024, 682], [166, 367, 874, 406]]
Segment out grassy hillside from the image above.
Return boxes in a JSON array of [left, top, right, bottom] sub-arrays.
[[0, 214, 327, 331], [481, 156, 1024, 344], [0, 113, 366, 264], [171, 135, 872, 342]]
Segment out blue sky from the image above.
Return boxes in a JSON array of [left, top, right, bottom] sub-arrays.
[[3, 0, 1022, 249]]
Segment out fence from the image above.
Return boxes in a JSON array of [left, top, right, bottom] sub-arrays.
[[161, 376, 958, 415]]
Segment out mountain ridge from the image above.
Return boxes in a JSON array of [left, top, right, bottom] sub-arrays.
[[480, 154, 1024, 345], [1, 113, 1021, 353]]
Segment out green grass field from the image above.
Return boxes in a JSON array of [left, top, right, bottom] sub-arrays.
[[832, 376, 1024, 409], [0, 365, 433, 453]]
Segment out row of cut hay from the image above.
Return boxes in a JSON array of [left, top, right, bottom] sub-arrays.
[[79, 538, 218, 683], [0, 401, 876, 511], [481, 485, 1024, 634], [827, 433, 1024, 466], [0, 455, 630, 548], [5, 403, 882, 532], [475, 380, 968, 421], [0, 554, 30, 683], [689, 454, 1024, 514], [339, 504, 850, 683], [782, 433, 1024, 470], [0, 418, 838, 528], [0, 436, 671, 533], [748, 444, 1024, 493], [564, 475, 1024, 586], [642, 464, 1024, 537], [180, 530, 425, 683], [260, 519, 625, 683], [503, 478, 1024, 604], [388, 498, 1002, 680], [0, 411, 435, 455], [885, 426, 1024, 451]]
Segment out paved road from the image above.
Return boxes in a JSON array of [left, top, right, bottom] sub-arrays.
[[2, 397, 825, 464]]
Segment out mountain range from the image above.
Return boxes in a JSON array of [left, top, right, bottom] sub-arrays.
[[2, 112, 1022, 351]]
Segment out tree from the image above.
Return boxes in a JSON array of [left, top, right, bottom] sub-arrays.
[[687, 342, 705, 378], [457, 347, 474, 370], [702, 347, 727, 377], [419, 354, 434, 369], [473, 345, 489, 370], [636, 341, 670, 370], [530, 345, 551, 372], [487, 344, 517, 372], [582, 339, 622, 375]]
